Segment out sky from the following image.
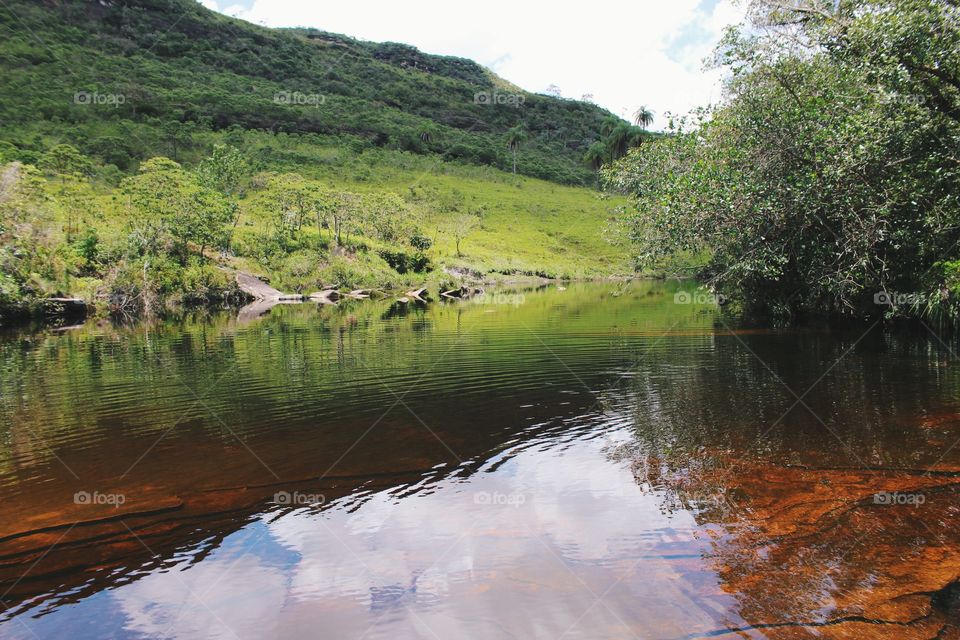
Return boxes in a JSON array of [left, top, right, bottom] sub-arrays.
[[198, 0, 746, 128]]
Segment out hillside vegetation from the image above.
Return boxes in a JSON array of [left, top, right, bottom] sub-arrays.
[[0, 0, 642, 322], [0, 0, 649, 185], [0, 137, 630, 321]]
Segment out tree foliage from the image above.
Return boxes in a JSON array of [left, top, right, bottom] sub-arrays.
[[0, 0, 627, 186], [121, 157, 235, 260], [39, 144, 92, 181], [606, 0, 960, 320]]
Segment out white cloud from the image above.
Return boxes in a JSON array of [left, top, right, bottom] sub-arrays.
[[202, 0, 746, 129]]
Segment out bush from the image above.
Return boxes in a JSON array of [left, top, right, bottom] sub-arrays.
[[378, 248, 431, 274], [276, 250, 323, 292]]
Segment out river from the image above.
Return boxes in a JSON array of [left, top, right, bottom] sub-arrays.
[[0, 281, 957, 639]]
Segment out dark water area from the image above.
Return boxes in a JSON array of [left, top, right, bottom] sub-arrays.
[[0, 281, 957, 639]]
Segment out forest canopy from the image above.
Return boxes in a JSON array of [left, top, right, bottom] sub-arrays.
[[605, 0, 960, 321]]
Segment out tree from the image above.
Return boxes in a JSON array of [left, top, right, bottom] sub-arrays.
[[327, 191, 361, 247], [161, 120, 196, 161], [0, 162, 50, 306], [38, 145, 94, 239], [362, 192, 413, 243], [633, 106, 654, 129], [38, 144, 91, 183], [0, 162, 47, 228], [600, 116, 621, 138], [197, 144, 247, 249], [505, 125, 526, 174], [446, 210, 482, 257], [197, 144, 247, 198], [261, 173, 323, 243], [260, 175, 357, 248], [583, 142, 608, 187], [584, 142, 607, 170], [605, 0, 960, 320], [120, 157, 233, 261]]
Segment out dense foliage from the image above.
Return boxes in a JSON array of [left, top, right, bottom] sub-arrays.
[[0, 135, 629, 321], [606, 0, 960, 321], [0, 0, 639, 321], [0, 0, 640, 186]]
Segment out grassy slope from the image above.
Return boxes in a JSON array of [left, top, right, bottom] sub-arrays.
[[227, 134, 630, 279], [0, 0, 624, 186], [34, 139, 630, 303], [0, 0, 635, 317]]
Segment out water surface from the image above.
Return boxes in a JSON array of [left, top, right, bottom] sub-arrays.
[[0, 281, 958, 639]]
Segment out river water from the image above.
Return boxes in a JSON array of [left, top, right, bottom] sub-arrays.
[[0, 281, 957, 639]]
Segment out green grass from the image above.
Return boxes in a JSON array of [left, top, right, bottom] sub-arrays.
[[12, 137, 630, 312], [180, 129, 633, 284], [0, 0, 645, 321], [0, 0, 623, 186], [230, 142, 632, 283]]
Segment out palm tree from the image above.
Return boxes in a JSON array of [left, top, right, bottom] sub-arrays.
[[600, 122, 647, 162], [583, 142, 607, 171], [628, 126, 647, 150], [606, 122, 632, 160], [583, 142, 608, 187], [505, 125, 526, 174], [600, 115, 621, 138], [633, 106, 654, 129]]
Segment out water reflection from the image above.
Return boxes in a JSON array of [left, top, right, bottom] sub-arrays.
[[0, 281, 957, 639]]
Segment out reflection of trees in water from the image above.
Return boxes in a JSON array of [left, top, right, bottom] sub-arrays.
[[604, 325, 960, 470], [601, 326, 960, 637]]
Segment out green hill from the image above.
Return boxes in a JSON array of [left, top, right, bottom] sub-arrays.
[[0, 0, 639, 323], [0, 0, 634, 185]]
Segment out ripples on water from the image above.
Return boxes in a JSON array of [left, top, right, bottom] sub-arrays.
[[0, 281, 958, 639]]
